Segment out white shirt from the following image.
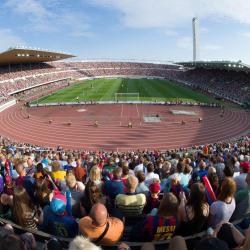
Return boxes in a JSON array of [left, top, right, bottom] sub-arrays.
[[145, 172, 160, 186], [134, 163, 147, 174], [234, 173, 248, 191]]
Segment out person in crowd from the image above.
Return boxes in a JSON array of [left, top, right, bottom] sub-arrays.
[[232, 170, 250, 220], [73, 158, 86, 183], [104, 167, 124, 202], [69, 236, 101, 250], [234, 161, 250, 191], [136, 171, 149, 195], [41, 191, 78, 237], [115, 175, 146, 217], [26, 158, 35, 177], [145, 162, 160, 186], [179, 164, 192, 189], [79, 203, 124, 245], [131, 193, 179, 241], [223, 164, 234, 178], [63, 156, 76, 171], [51, 161, 66, 182], [134, 157, 146, 174], [34, 178, 52, 208], [209, 177, 236, 228], [12, 186, 43, 230], [208, 171, 220, 197], [80, 181, 106, 216], [121, 164, 130, 185], [88, 166, 102, 189], [177, 183, 209, 236], [65, 172, 84, 218], [144, 181, 161, 214], [15, 161, 26, 187], [191, 160, 208, 182], [34, 162, 47, 179]]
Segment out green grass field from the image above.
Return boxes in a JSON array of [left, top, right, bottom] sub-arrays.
[[34, 78, 218, 104]]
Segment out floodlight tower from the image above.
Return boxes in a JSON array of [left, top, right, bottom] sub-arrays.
[[192, 17, 200, 62]]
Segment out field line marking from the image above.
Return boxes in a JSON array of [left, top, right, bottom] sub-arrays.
[[136, 104, 140, 117], [121, 104, 123, 118]]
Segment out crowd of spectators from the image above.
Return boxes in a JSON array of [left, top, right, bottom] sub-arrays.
[[177, 68, 250, 104], [0, 135, 249, 249], [0, 62, 250, 106]]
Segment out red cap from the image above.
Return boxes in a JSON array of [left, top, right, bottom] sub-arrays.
[[149, 182, 161, 193], [240, 161, 250, 172]]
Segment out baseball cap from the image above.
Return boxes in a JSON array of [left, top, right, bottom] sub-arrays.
[[149, 182, 161, 193], [240, 161, 250, 172], [50, 191, 67, 215]]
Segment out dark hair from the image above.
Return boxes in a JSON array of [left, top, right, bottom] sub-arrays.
[[113, 167, 122, 179], [223, 164, 234, 177], [122, 166, 129, 176], [82, 181, 104, 213], [177, 162, 185, 173], [136, 171, 145, 183], [208, 172, 219, 194], [184, 164, 192, 174], [35, 178, 51, 206], [186, 183, 206, 222], [12, 186, 35, 227], [146, 162, 154, 173], [158, 193, 179, 217]]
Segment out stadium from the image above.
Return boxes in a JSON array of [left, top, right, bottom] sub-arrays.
[[0, 5, 250, 250], [0, 49, 249, 151]]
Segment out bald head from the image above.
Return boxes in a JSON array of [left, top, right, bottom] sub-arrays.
[[90, 203, 108, 226], [126, 175, 138, 193]]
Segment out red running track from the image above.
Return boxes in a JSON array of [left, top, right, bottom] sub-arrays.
[[0, 103, 249, 151]]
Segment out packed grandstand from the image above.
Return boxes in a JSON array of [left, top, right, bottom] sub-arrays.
[[0, 47, 249, 250]]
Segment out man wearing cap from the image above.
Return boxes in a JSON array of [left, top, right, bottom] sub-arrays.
[[41, 191, 78, 238], [234, 161, 250, 191], [79, 203, 124, 245], [144, 181, 161, 214]]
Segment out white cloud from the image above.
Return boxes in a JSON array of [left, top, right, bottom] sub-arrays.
[[164, 30, 178, 37], [0, 29, 25, 51], [91, 0, 250, 28], [202, 44, 221, 51], [200, 27, 208, 33], [239, 32, 250, 38], [4, 0, 92, 37], [5, 0, 48, 18], [176, 36, 192, 49]]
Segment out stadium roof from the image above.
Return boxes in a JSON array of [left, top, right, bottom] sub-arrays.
[[0, 47, 76, 65], [177, 60, 250, 72]]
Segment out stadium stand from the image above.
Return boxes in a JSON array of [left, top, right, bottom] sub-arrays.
[[0, 136, 249, 249], [0, 49, 249, 249]]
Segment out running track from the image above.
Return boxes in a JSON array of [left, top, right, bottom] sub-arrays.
[[0, 103, 249, 151]]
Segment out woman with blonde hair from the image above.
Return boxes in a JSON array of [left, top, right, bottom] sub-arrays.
[[12, 186, 43, 230], [88, 165, 102, 189], [209, 177, 237, 228]]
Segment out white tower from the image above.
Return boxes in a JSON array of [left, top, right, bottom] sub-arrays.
[[192, 17, 200, 62]]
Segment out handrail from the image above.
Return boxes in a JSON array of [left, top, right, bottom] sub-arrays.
[[0, 213, 249, 247]]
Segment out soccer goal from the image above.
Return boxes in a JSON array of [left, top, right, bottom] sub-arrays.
[[115, 92, 140, 101]]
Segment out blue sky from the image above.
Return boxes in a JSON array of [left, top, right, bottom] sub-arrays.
[[1, 0, 250, 63]]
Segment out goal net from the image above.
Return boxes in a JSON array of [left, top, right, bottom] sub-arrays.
[[115, 92, 140, 101]]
